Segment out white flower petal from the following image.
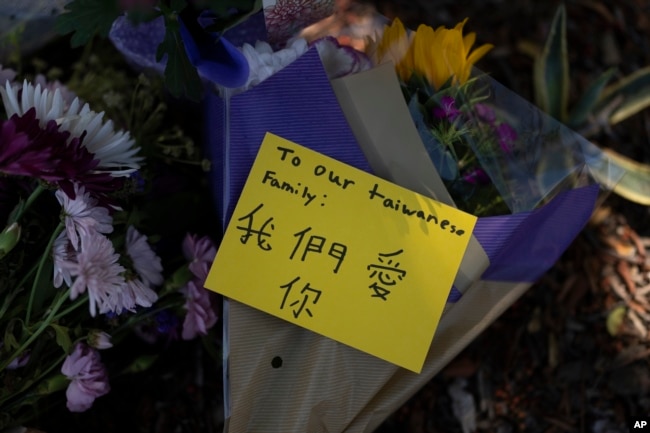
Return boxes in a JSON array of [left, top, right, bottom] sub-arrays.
[[1, 80, 142, 176]]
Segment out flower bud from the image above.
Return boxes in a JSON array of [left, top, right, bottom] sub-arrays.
[[0, 222, 21, 259], [88, 330, 113, 350]]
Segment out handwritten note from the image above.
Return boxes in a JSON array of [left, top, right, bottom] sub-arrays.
[[205, 133, 477, 373]]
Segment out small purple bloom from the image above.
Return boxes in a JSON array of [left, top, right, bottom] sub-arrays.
[[181, 279, 217, 340], [182, 233, 216, 282], [462, 167, 491, 185], [61, 343, 110, 412], [7, 350, 30, 369], [474, 103, 496, 124], [433, 96, 461, 121], [155, 310, 179, 335], [496, 122, 517, 153]]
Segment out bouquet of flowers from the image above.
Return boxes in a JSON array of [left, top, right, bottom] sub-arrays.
[[0, 37, 222, 428], [99, 0, 625, 431]]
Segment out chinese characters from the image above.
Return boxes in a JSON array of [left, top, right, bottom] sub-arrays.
[[280, 276, 322, 318], [367, 249, 407, 300]]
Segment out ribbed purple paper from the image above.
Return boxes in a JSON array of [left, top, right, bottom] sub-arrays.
[[476, 184, 599, 282], [204, 48, 371, 228]]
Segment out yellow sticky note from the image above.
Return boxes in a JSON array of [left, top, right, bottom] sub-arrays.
[[205, 133, 477, 373]]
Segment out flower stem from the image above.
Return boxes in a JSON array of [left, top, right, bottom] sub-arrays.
[[9, 183, 46, 225], [1, 288, 71, 373], [52, 295, 87, 321], [25, 222, 64, 324]]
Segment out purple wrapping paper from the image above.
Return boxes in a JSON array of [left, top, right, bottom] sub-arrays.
[[476, 184, 598, 282], [204, 47, 599, 292], [204, 48, 371, 230]]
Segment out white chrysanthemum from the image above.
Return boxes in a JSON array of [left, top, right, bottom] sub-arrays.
[[1, 80, 142, 176], [231, 38, 309, 95]]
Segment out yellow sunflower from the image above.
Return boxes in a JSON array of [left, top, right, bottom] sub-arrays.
[[370, 18, 493, 90]]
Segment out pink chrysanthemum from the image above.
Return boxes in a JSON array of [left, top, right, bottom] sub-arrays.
[[56, 184, 113, 251], [65, 231, 126, 317], [61, 343, 110, 412], [52, 231, 77, 289], [182, 233, 216, 282], [126, 225, 163, 287], [181, 279, 217, 340], [121, 278, 158, 310]]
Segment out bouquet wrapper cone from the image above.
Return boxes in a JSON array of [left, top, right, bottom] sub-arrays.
[[205, 48, 601, 432]]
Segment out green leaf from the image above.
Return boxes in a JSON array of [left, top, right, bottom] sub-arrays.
[[0, 288, 19, 322], [121, 354, 159, 374], [54, 0, 121, 48], [156, 15, 203, 101], [600, 148, 650, 205], [568, 67, 616, 128], [534, 5, 569, 121], [596, 66, 650, 125], [50, 324, 73, 354], [36, 374, 69, 396], [407, 96, 458, 181], [3, 319, 22, 351]]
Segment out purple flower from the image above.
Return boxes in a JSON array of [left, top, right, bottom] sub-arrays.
[[433, 96, 461, 121], [496, 122, 517, 153], [462, 167, 491, 185], [181, 279, 217, 340], [61, 343, 110, 412], [474, 103, 496, 124], [182, 233, 216, 282], [7, 350, 30, 369], [133, 310, 179, 344], [0, 115, 55, 178]]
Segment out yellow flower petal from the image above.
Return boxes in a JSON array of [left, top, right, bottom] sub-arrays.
[[370, 17, 492, 90]]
